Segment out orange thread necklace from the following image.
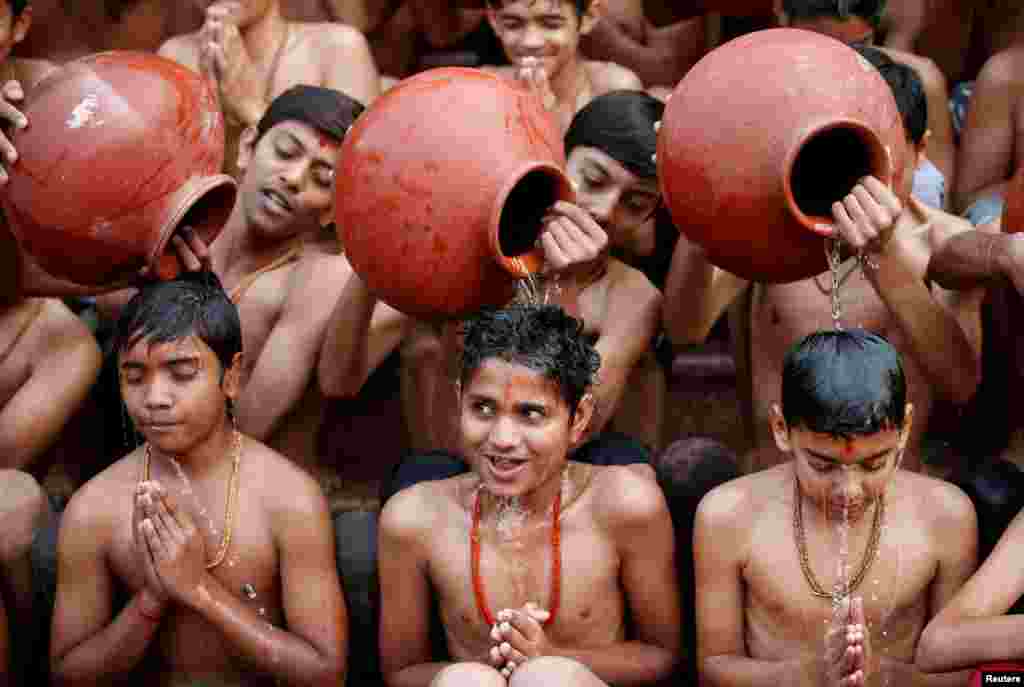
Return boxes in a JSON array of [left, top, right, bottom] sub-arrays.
[[470, 487, 562, 628]]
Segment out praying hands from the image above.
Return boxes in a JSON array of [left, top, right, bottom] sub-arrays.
[[824, 596, 873, 687], [136, 481, 211, 610], [489, 603, 553, 678]]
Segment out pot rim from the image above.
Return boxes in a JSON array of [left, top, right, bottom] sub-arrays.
[[782, 117, 892, 238], [487, 160, 575, 278], [146, 173, 237, 279]]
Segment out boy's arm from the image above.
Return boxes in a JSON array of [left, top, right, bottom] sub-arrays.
[[143, 473, 347, 685], [323, 23, 381, 105], [953, 51, 1017, 212], [837, 182, 981, 405], [589, 267, 662, 436], [234, 256, 350, 440], [695, 485, 820, 687], [918, 498, 1024, 672], [51, 494, 166, 685], [378, 487, 453, 687], [317, 270, 412, 398], [0, 301, 101, 470], [662, 234, 749, 347]]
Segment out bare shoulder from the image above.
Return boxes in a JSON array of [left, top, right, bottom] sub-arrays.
[[157, 31, 201, 67], [881, 48, 949, 90], [243, 438, 328, 518], [585, 60, 643, 94], [31, 298, 100, 360], [284, 251, 353, 317], [590, 464, 670, 530], [379, 475, 460, 546], [63, 451, 143, 535], [695, 465, 786, 533], [297, 21, 372, 52], [893, 470, 975, 531], [976, 46, 1024, 93]]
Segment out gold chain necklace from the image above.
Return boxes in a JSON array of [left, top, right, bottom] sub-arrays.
[[142, 430, 243, 571], [793, 481, 884, 599]]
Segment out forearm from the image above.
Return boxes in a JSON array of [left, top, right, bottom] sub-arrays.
[[553, 641, 677, 686], [318, 276, 392, 398], [188, 576, 343, 685], [868, 240, 979, 404], [663, 240, 745, 346], [702, 653, 819, 687], [384, 661, 454, 687], [927, 230, 1009, 290], [880, 655, 970, 686], [919, 616, 1024, 673], [235, 370, 307, 441], [52, 591, 164, 685]]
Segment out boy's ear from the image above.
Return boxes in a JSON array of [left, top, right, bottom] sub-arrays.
[[569, 392, 595, 447], [222, 352, 244, 401], [236, 126, 258, 173], [770, 403, 793, 453], [580, 0, 603, 36]]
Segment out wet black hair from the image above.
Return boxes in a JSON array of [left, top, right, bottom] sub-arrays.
[[114, 271, 242, 374], [854, 45, 927, 145], [782, 0, 886, 26], [8, 0, 27, 17], [255, 85, 365, 144], [459, 303, 600, 417], [781, 329, 906, 437], [486, 0, 592, 19], [565, 90, 664, 180]]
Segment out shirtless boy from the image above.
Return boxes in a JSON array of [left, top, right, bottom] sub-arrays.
[[953, 46, 1023, 222], [160, 0, 378, 177], [99, 86, 362, 510], [696, 328, 976, 686], [663, 53, 983, 474], [484, 0, 642, 132], [579, 0, 705, 94], [378, 303, 680, 687], [51, 273, 347, 687]]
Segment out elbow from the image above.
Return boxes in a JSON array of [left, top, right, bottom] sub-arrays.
[[915, 624, 952, 673]]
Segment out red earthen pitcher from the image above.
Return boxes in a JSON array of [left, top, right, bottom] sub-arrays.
[[2, 51, 236, 288], [658, 28, 908, 283], [335, 67, 574, 318]]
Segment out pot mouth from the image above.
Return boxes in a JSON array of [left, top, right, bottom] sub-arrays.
[[783, 119, 891, 237], [148, 174, 237, 279], [489, 162, 575, 278]]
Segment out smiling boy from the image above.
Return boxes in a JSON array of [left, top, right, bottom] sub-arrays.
[[378, 304, 680, 687]]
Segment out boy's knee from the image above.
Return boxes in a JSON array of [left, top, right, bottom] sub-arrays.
[[430, 662, 506, 687], [509, 656, 606, 687], [0, 470, 49, 565]]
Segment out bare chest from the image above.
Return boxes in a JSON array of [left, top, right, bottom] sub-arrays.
[[430, 513, 625, 660], [743, 510, 935, 662], [228, 272, 290, 381]]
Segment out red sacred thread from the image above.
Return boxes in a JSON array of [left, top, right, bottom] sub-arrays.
[[471, 487, 562, 628]]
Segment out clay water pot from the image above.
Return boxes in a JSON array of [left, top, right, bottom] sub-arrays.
[[970, 663, 1024, 686], [1002, 165, 1024, 234], [658, 28, 907, 283], [335, 67, 574, 318], [2, 51, 236, 289]]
